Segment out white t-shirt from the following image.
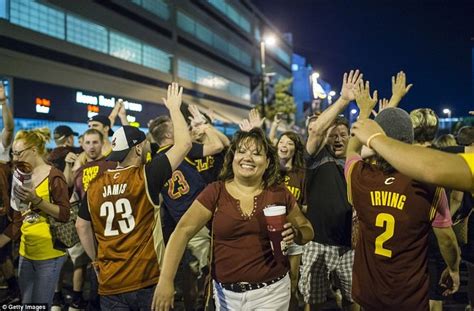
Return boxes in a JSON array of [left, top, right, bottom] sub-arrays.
[[0, 138, 11, 162]]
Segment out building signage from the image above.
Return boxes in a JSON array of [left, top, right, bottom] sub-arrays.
[[13, 78, 167, 126]]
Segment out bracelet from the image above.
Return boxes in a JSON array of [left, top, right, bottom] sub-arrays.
[[366, 133, 384, 149], [32, 197, 43, 207]]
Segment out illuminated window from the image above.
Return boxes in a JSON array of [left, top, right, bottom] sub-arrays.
[[143, 44, 170, 73], [0, 0, 7, 19], [131, 0, 170, 20], [177, 11, 194, 33], [177, 11, 251, 67], [177, 60, 250, 101], [10, 0, 65, 39], [110, 32, 142, 64], [67, 15, 108, 53], [177, 60, 196, 83], [275, 47, 291, 65], [196, 23, 213, 46], [207, 0, 251, 33]]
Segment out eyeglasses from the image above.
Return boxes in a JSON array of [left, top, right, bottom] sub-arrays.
[[12, 147, 32, 157]]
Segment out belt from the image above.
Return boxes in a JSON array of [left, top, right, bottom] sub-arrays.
[[219, 274, 286, 293]]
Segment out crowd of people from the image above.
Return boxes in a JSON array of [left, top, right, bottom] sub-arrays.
[[0, 70, 472, 311]]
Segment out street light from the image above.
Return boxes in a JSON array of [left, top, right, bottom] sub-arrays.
[[260, 34, 277, 130], [442, 108, 451, 118]]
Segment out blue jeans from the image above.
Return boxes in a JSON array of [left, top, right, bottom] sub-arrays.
[[101, 285, 155, 311], [18, 255, 67, 307]]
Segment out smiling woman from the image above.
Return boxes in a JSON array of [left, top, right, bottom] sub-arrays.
[[153, 128, 314, 311], [10, 128, 70, 308]]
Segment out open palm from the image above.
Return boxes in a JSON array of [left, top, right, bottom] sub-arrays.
[[340, 70, 362, 101]]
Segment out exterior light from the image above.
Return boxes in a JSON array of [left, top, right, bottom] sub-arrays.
[[263, 35, 276, 46]]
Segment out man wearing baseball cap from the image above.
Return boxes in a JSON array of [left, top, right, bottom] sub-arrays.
[[48, 125, 81, 172], [76, 83, 191, 309]]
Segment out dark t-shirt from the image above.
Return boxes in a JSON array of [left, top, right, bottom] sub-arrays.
[[157, 143, 206, 223], [305, 146, 352, 246], [197, 181, 296, 284], [282, 167, 306, 207], [48, 146, 83, 172], [195, 150, 226, 184]]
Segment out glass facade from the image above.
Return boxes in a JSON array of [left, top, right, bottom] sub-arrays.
[[177, 11, 251, 67], [3, 0, 171, 73], [10, 0, 65, 40], [178, 60, 250, 101], [110, 32, 142, 64], [130, 0, 170, 20], [66, 15, 108, 54], [208, 0, 251, 33]]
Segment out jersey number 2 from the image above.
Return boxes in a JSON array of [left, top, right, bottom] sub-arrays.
[[100, 198, 136, 236], [375, 213, 395, 258]]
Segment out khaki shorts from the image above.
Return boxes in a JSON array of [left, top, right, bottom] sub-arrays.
[[184, 227, 211, 275], [67, 243, 90, 268]]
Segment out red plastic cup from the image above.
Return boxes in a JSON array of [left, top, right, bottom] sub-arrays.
[[263, 205, 288, 261]]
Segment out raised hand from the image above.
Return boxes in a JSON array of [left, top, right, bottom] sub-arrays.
[[273, 112, 283, 124], [239, 119, 252, 132], [248, 108, 264, 129], [340, 70, 363, 102], [162, 83, 183, 111], [117, 99, 127, 117], [354, 80, 378, 119], [372, 98, 389, 117], [0, 83, 6, 104], [390, 71, 413, 103], [188, 104, 207, 127]]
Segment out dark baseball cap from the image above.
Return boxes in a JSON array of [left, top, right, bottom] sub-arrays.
[[53, 125, 78, 140], [375, 108, 414, 144], [88, 115, 114, 136], [107, 126, 146, 162]]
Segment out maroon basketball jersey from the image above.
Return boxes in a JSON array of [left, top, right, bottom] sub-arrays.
[[347, 159, 446, 311]]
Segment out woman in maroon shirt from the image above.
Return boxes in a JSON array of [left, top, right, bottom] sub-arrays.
[[277, 131, 307, 310], [153, 128, 313, 311]]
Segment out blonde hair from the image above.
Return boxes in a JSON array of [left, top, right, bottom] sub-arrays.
[[433, 134, 457, 148], [410, 108, 439, 143], [15, 127, 51, 156]]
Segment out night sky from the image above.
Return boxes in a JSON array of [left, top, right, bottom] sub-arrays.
[[253, 0, 473, 117]]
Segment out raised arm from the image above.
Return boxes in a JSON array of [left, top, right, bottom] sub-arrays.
[[351, 119, 473, 191], [0, 83, 13, 149], [163, 83, 192, 171], [387, 71, 412, 108], [117, 101, 130, 126], [347, 80, 378, 158], [152, 200, 213, 311], [188, 105, 224, 156], [268, 113, 282, 145], [306, 70, 362, 155]]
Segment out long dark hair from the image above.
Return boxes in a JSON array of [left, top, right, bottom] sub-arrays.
[[277, 131, 305, 170], [219, 128, 282, 188]]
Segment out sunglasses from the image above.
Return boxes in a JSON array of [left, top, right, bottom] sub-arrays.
[[12, 147, 33, 157]]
